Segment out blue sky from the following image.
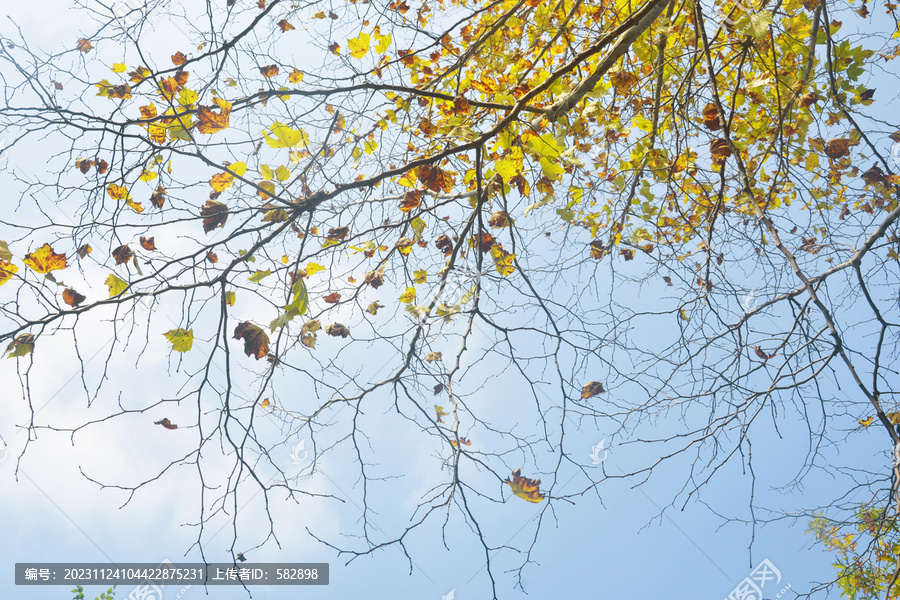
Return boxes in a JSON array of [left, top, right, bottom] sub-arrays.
[[2, 1, 898, 599]]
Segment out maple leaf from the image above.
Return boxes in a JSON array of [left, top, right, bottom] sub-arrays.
[[62, 288, 86, 308], [234, 322, 270, 359], [24, 243, 68, 273], [417, 164, 454, 193], [323, 292, 341, 303], [325, 323, 350, 338], [139, 236, 156, 251], [702, 103, 721, 131], [399, 190, 421, 213], [0, 260, 18, 287], [824, 138, 850, 159], [435, 235, 453, 256], [581, 381, 605, 399], [260, 64, 280, 78], [488, 211, 511, 228], [506, 469, 544, 503], [277, 19, 295, 32], [709, 138, 733, 163], [76, 38, 93, 53], [364, 270, 385, 288], [288, 69, 304, 84], [754, 345, 776, 360], [6, 333, 36, 358], [196, 98, 232, 134], [112, 244, 133, 265], [449, 437, 472, 447], [201, 200, 229, 233], [164, 328, 194, 352], [434, 404, 448, 422], [425, 351, 442, 362], [154, 418, 178, 430], [171, 51, 187, 66], [105, 273, 128, 297], [150, 185, 167, 208]]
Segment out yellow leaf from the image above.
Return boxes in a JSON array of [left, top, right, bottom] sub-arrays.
[[289, 69, 304, 84], [23, 244, 68, 273], [399, 287, 416, 303], [139, 169, 157, 182], [506, 469, 544, 503], [0, 260, 19, 286], [164, 328, 194, 352], [305, 262, 325, 276], [112, 63, 127, 73], [225, 291, 236, 306], [263, 122, 309, 149], [104, 273, 129, 297], [348, 32, 371, 59], [275, 165, 290, 182], [374, 27, 392, 53], [260, 164, 274, 180]]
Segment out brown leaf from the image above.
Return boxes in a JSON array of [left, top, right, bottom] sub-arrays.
[[171, 51, 187, 66], [24, 243, 68, 273], [754, 345, 776, 360], [417, 164, 454, 193], [323, 292, 341, 303], [619, 248, 635, 261], [277, 19, 295, 32], [581, 381, 605, 399], [154, 418, 178, 430], [364, 270, 384, 288], [77, 244, 92, 259], [76, 38, 93, 53], [862, 164, 887, 187], [433, 383, 444, 395], [62, 287, 86, 308], [139, 236, 156, 251], [709, 138, 733, 162], [259, 64, 279, 78], [824, 138, 850, 159], [435, 235, 453, 256], [663, 276, 673, 286], [150, 185, 167, 209], [589, 240, 605, 260], [325, 323, 350, 338], [488, 211, 511, 228], [506, 469, 544, 503], [200, 200, 229, 233], [399, 191, 421, 213], [112, 244, 134, 265], [207, 251, 218, 263], [327, 226, 349, 241], [233, 322, 270, 359], [476, 232, 495, 252], [702, 103, 721, 131]]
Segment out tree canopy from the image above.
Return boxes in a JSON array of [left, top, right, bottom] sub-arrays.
[[1, 0, 900, 596]]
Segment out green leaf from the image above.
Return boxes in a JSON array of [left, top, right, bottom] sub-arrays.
[[275, 165, 290, 182], [0, 240, 11, 262], [263, 122, 309, 149], [284, 278, 309, 314], [164, 328, 194, 352], [411, 216, 427, 240], [249, 269, 272, 282], [413, 269, 427, 283], [260, 164, 274, 180]]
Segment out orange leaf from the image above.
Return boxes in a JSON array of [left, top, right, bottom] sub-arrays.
[[824, 138, 850, 159], [327, 226, 349, 241], [754, 345, 776, 360], [506, 469, 544, 503], [702, 103, 721, 131], [417, 164, 454, 193], [277, 19, 295, 32], [23, 243, 68, 273], [150, 184, 167, 209], [107, 183, 130, 200], [196, 98, 232, 134], [580, 381, 604, 399], [171, 51, 187, 66], [260, 398, 271, 408], [76, 38, 93, 52], [260, 64, 279, 78], [233, 322, 270, 359], [323, 292, 341, 303], [200, 200, 229, 233], [139, 236, 156, 251], [154, 418, 179, 430], [62, 287, 86, 308], [399, 191, 421, 213]]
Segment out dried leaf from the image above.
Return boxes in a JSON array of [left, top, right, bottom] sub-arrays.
[[112, 244, 133, 265], [62, 287, 86, 308], [233, 322, 270, 359], [581, 381, 605, 399], [154, 418, 178, 430], [201, 200, 229, 233], [506, 469, 544, 503], [23, 244, 68, 273], [325, 323, 350, 338]]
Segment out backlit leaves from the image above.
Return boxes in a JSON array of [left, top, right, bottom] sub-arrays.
[[63, 288, 86, 308], [260, 64, 279, 78], [171, 51, 187, 66], [196, 98, 231, 134], [201, 200, 229, 233], [76, 38, 93, 52], [112, 244, 133, 265], [0, 260, 18, 286], [416, 164, 454, 193], [399, 191, 421, 213], [824, 138, 851, 159], [277, 19, 295, 32], [506, 469, 544, 503], [164, 328, 194, 352], [6, 333, 35, 358], [348, 32, 370, 59], [264, 122, 309, 149], [24, 244, 67, 273], [140, 237, 156, 251], [104, 273, 128, 297], [580, 381, 605, 399], [489, 244, 515, 277], [234, 322, 270, 359]]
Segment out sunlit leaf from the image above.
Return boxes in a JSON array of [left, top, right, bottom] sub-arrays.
[[506, 469, 544, 503], [23, 244, 68, 273], [164, 328, 194, 352]]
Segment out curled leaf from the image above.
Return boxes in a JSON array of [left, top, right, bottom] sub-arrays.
[[62, 287, 86, 308], [154, 418, 178, 430], [112, 244, 134, 265], [580, 381, 605, 399], [234, 322, 270, 359], [325, 323, 350, 338], [506, 469, 544, 503], [23, 243, 68, 273]]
